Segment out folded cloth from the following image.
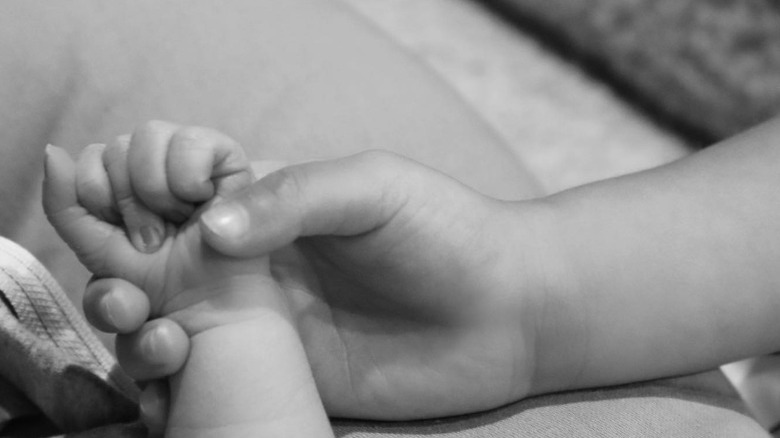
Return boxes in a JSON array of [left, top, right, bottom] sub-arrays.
[[0, 236, 769, 437], [0, 236, 141, 437], [484, 0, 780, 144]]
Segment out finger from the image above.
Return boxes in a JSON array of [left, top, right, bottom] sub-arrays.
[[115, 318, 190, 381], [83, 277, 151, 334], [127, 120, 193, 222], [199, 150, 416, 257], [75, 143, 120, 224], [139, 380, 169, 438], [104, 135, 167, 253], [43, 145, 145, 278], [166, 126, 254, 203]]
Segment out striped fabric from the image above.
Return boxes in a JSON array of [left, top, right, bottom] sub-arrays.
[[0, 236, 141, 437]]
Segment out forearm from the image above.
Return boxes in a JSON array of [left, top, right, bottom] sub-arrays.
[[531, 116, 780, 394], [169, 320, 331, 438], [165, 283, 332, 438]]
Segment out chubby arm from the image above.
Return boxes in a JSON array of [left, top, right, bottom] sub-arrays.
[[528, 116, 780, 394], [167, 283, 329, 438]]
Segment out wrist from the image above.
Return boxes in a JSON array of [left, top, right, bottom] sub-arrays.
[[498, 197, 590, 397], [168, 316, 331, 437], [163, 274, 290, 337]]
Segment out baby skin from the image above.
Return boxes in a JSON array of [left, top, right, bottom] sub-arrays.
[[42, 121, 332, 437]]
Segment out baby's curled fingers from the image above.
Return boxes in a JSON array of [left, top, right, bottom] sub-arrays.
[[104, 135, 167, 254], [126, 121, 193, 222], [125, 121, 254, 225], [165, 125, 255, 202], [43, 145, 149, 279]]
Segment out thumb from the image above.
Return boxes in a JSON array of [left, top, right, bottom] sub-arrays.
[[199, 151, 414, 257], [43, 145, 141, 278]]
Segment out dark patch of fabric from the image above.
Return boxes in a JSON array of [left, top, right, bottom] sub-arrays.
[[481, 0, 780, 146]]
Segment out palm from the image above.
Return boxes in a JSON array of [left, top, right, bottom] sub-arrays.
[[119, 221, 272, 329], [269, 212, 534, 420]]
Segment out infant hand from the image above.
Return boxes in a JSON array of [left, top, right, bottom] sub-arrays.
[[47, 122, 334, 438], [43, 122, 264, 329], [72, 121, 253, 254]]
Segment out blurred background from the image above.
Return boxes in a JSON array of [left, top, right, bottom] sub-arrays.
[[345, 0, 780, 193]]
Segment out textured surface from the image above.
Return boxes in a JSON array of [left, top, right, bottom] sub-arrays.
[[334, 374, 764, 437], [0, 236, 139, 435]]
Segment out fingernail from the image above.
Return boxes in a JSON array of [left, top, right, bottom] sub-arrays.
[[140, 225, 162, 253], [139, 383, 165, 422], [200, 202, 249, 242]]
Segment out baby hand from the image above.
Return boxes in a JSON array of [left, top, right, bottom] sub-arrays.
[[44, 121, 331, 437], [42, 120, 265, 332]]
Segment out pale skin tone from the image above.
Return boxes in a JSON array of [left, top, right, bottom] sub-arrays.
[[90, 116, 780, 430], [43, 122, 332, 438]]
